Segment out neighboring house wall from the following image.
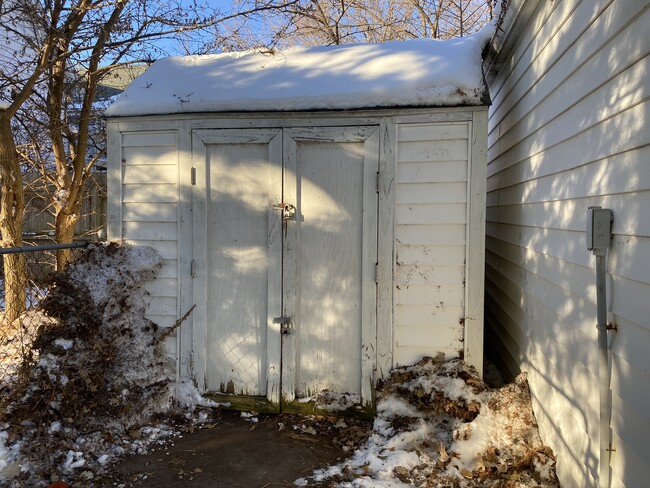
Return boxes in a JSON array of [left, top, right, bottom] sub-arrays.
[[484, 1, 649, 487]]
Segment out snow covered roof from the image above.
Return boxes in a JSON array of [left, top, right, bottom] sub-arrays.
[[105, 36, 490, 117]]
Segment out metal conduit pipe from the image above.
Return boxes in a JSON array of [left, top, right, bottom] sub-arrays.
[[595, 252, 610, 488], [587, 206, 614, 488]]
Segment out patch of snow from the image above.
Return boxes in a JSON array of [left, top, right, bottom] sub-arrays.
[[175, 380, 227, 410], [313, 390, 361, 412], [54, 338, 74, 350], [62, 451, 86, 472], [106, 36, 492, 117], [0, 429, 21, 478], [240, 412, 259, 424], [0, 243, 184, 485]]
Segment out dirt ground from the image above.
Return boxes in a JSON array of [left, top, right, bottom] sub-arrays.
[[95, 410, 371, 487]]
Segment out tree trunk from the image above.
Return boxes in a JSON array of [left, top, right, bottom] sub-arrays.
[[55, 209, 80, 271], [0, 111, 27, 325]]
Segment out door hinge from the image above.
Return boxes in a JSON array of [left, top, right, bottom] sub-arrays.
[[191, 259, 195, 278], [191, 167, 196, 185], [375, 263, 379, 283], [376, 172, 380, 193]]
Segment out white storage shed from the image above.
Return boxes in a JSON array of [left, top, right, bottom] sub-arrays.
[[105, 37, 489, 414]]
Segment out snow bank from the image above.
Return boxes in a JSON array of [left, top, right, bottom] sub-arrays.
[[300, 357, 559, 487], [0, 243, 178, 485], [106, 36, 490, 117]]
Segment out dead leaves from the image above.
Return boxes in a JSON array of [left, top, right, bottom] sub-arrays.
[[324, 357, 560, 488]]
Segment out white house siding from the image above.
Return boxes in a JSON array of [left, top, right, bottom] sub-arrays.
[[107, 128, 180, 359], [485, 1, 650, 487], [394, 122, 471, 367]]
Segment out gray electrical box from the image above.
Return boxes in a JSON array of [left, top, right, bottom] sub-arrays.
[[586, 206, 612, 254]]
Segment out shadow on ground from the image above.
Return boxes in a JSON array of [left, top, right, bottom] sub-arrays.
[[96, 410, 370, 487]]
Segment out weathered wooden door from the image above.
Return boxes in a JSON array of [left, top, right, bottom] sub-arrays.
[[192, 126, 379, 411], [281, 127, 379, 410], [192, 129, 283, 408]]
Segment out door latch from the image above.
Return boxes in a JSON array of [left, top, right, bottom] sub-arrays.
[[273, 316, 293, 335], [272, 202, 296, 222]]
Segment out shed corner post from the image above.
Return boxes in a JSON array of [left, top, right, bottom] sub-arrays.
[[106, 120, 122, 242], [376, 118, 395, 381], [190, 129, 208, 392], [177, 119, 195, 388], [464, 108, 488, 377]]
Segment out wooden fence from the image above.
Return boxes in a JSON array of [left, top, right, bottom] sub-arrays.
[[22, 172, 107, 242]]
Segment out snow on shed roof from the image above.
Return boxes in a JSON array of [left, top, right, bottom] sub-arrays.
[[105, 36, 490, 117]]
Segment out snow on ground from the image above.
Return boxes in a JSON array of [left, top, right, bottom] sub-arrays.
[[297, 356, 559, 487], [106, 34, 491, 117]]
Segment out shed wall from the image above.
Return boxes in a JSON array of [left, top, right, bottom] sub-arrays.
[[108, 129, 180, 357], [107, 108, 487, 397], [485, 1, 650, 487], [393, 122, 470, 365]]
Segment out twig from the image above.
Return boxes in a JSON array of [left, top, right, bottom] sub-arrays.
[[156, 304, 196, 344]]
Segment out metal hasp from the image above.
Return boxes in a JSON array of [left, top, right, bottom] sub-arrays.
[[272, 202, 296, 222], [273, 316, 292, 335], [587, 206, 614, 488]]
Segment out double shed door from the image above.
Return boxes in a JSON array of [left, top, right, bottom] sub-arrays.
[[192, 126, 379, 411]]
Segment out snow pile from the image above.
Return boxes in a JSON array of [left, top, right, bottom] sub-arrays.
[[0, 243, 178, 485], [106, 36, 491, 117], [298, 356, 559, 487]]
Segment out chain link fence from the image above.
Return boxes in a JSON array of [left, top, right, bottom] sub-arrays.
[[0, 242, 91, 384]]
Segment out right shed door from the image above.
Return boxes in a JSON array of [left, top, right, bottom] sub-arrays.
[[281, 126, 379, 410]]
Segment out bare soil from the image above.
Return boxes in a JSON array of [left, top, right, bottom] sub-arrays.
[[95, 409, 371, 487]]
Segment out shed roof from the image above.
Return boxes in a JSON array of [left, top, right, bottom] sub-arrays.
[[106, 35, 491, 117]]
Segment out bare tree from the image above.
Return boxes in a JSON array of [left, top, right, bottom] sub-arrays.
[[0, 0, 61, 322], [225, 0, 495, 49], [0, 0, 300, 328], [1, 0, 299, 271]]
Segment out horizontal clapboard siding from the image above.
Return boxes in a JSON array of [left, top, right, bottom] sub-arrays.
[[394, 122, 470, 365], [485, 1, 650, 487], [119, 131, 179, 343]]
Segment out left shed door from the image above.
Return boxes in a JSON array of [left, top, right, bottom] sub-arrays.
[[192, 129, 283, 408]]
